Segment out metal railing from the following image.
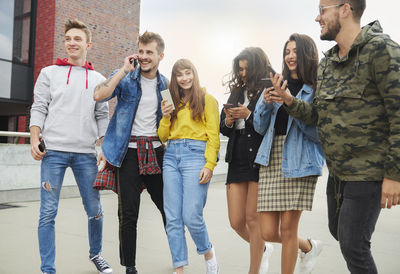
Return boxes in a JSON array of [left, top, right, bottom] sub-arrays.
[[0, 131, 31, 144], [0, 131, 30, 138], [0, 131, 228, 143]]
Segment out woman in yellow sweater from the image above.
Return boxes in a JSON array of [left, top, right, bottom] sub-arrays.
[[158, 59, 220, 274]]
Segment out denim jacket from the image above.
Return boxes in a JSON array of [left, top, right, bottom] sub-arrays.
[[253, 84, 325, 178], [102, 67, 167, 167]]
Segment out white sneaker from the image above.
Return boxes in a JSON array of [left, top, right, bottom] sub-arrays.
[[296, 239, 323, 274], [206, 246, 220, 274], [259, 242, 274, 274]]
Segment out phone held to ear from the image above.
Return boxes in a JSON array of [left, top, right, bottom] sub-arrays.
[[129, 58, 138, 68], [161, 89, 175, 110]]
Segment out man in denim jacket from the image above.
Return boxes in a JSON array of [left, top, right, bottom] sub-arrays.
[[94, 31, 167, 274]]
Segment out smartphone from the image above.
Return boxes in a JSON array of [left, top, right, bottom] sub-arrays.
[[223, 103, 234, 109], [38, 139, 46, 152], [260, 78, 285, 89], [161, 89, 175, 110], [129, 57, 138, 68]]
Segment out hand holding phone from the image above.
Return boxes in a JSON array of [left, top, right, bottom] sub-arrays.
[[260, 78, 285, 89], [223, 103, 234, 109], [161, 89, 175, 110], [129, 57, 138, 68], [38, 139, 46, 152]]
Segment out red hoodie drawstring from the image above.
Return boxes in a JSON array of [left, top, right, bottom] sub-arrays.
[[67, 65, 72, 85], [54, 58, 94, 90]]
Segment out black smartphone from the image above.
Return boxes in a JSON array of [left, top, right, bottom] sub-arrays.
[[223, 103, 234, 109], [38, 139, 46, 152], [260, 78, 285, 89], [129, 58, 138, 68]]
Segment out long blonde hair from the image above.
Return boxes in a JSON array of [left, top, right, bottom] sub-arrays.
[[169, 59, 205, 124]]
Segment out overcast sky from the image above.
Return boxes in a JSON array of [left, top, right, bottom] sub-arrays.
[[140, 0, 400, 106]]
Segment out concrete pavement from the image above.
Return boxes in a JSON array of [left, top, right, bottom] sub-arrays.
[[0, 168, 399, 274]]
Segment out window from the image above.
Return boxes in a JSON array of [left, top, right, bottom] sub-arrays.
[[0, 1, 14, 61], [13, 0, 32, 64]]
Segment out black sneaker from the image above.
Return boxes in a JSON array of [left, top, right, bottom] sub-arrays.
[[126, 266, 138, 274], [90, 254, 113, 273]]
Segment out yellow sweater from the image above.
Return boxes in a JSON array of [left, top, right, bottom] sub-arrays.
[[158, 93, 220, 170]]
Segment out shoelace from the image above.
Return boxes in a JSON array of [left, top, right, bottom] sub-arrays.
[[92, 255, 109, 269]]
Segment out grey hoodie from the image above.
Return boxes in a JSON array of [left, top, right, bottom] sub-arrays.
[[30, 62, 109, 154]]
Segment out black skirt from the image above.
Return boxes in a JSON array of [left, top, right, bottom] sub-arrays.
[[226, 131, 259, 184]]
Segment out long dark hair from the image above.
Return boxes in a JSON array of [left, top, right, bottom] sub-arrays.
[[226, 47, 273, 101], [282, 34, 318, 91], [169, 59, 205, 124]]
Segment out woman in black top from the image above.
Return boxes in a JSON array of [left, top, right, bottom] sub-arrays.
[[220, 47, 274, 273]]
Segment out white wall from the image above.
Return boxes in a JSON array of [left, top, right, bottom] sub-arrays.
[[0, 140, 229, 203]]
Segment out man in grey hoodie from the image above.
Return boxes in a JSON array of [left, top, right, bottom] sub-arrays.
[[29, 19, 112, 274]]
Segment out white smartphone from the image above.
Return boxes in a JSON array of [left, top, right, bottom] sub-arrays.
[[161, 89, 175, 110]]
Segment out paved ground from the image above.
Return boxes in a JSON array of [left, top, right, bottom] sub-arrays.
[[0, 168, 399, 274]]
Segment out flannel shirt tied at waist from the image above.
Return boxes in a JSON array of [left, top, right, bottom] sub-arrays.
[[130, 136, 162, 175]]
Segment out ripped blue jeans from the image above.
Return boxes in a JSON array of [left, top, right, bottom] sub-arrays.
[[39, 150, 103, 274]]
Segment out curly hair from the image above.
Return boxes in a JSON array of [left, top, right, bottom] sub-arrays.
[[226, 47, 273, 101]]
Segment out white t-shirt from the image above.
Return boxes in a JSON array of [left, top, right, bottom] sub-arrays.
[[129, 76, 161, 148], [235, 90, 250, 130]]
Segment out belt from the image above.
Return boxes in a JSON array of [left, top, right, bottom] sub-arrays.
[[129, 136, 160, 142]]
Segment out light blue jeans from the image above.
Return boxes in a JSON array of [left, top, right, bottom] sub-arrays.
[[163, 139, 212, 268], [38, 150, 103, 273]]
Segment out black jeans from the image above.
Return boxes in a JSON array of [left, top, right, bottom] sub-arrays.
[[326, 176, 382, 274], [117, 147, 166, 267]]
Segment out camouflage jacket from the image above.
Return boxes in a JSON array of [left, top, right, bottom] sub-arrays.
[[285, 21, 400, 182]]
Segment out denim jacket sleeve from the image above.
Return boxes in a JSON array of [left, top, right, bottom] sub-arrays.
[[253, 95, 273, 136], [291, 118, 321, 144], [288, 84, 321, 143]]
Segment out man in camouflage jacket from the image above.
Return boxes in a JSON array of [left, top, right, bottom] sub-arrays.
[[267, 1, 400, 273]]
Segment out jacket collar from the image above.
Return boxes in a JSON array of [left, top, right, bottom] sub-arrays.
[[323, 20, 384, 63]]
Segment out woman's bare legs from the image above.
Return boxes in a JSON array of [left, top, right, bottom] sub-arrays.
[[227, 181, 265, 273], [260, 210, 311, 274]]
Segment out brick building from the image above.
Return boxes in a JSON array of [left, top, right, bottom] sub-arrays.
[[0, 0, 141, 143]]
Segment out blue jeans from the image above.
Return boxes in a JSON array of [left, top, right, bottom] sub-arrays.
[[163, 139, 212, 268], [38, 150, 103, 273], [327, 176, 381, 274]]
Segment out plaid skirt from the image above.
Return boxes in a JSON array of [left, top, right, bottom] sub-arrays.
[[257, 135, 317, 212]]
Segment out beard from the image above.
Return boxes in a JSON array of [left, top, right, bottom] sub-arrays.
[[140, 67, 151, 73], [321, 15, 341, 41]]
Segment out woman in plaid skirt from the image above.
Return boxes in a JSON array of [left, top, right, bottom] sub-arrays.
[[158, 59, 220, 274], [253, 34, 325, 274], [220, 47, 274, 274]]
